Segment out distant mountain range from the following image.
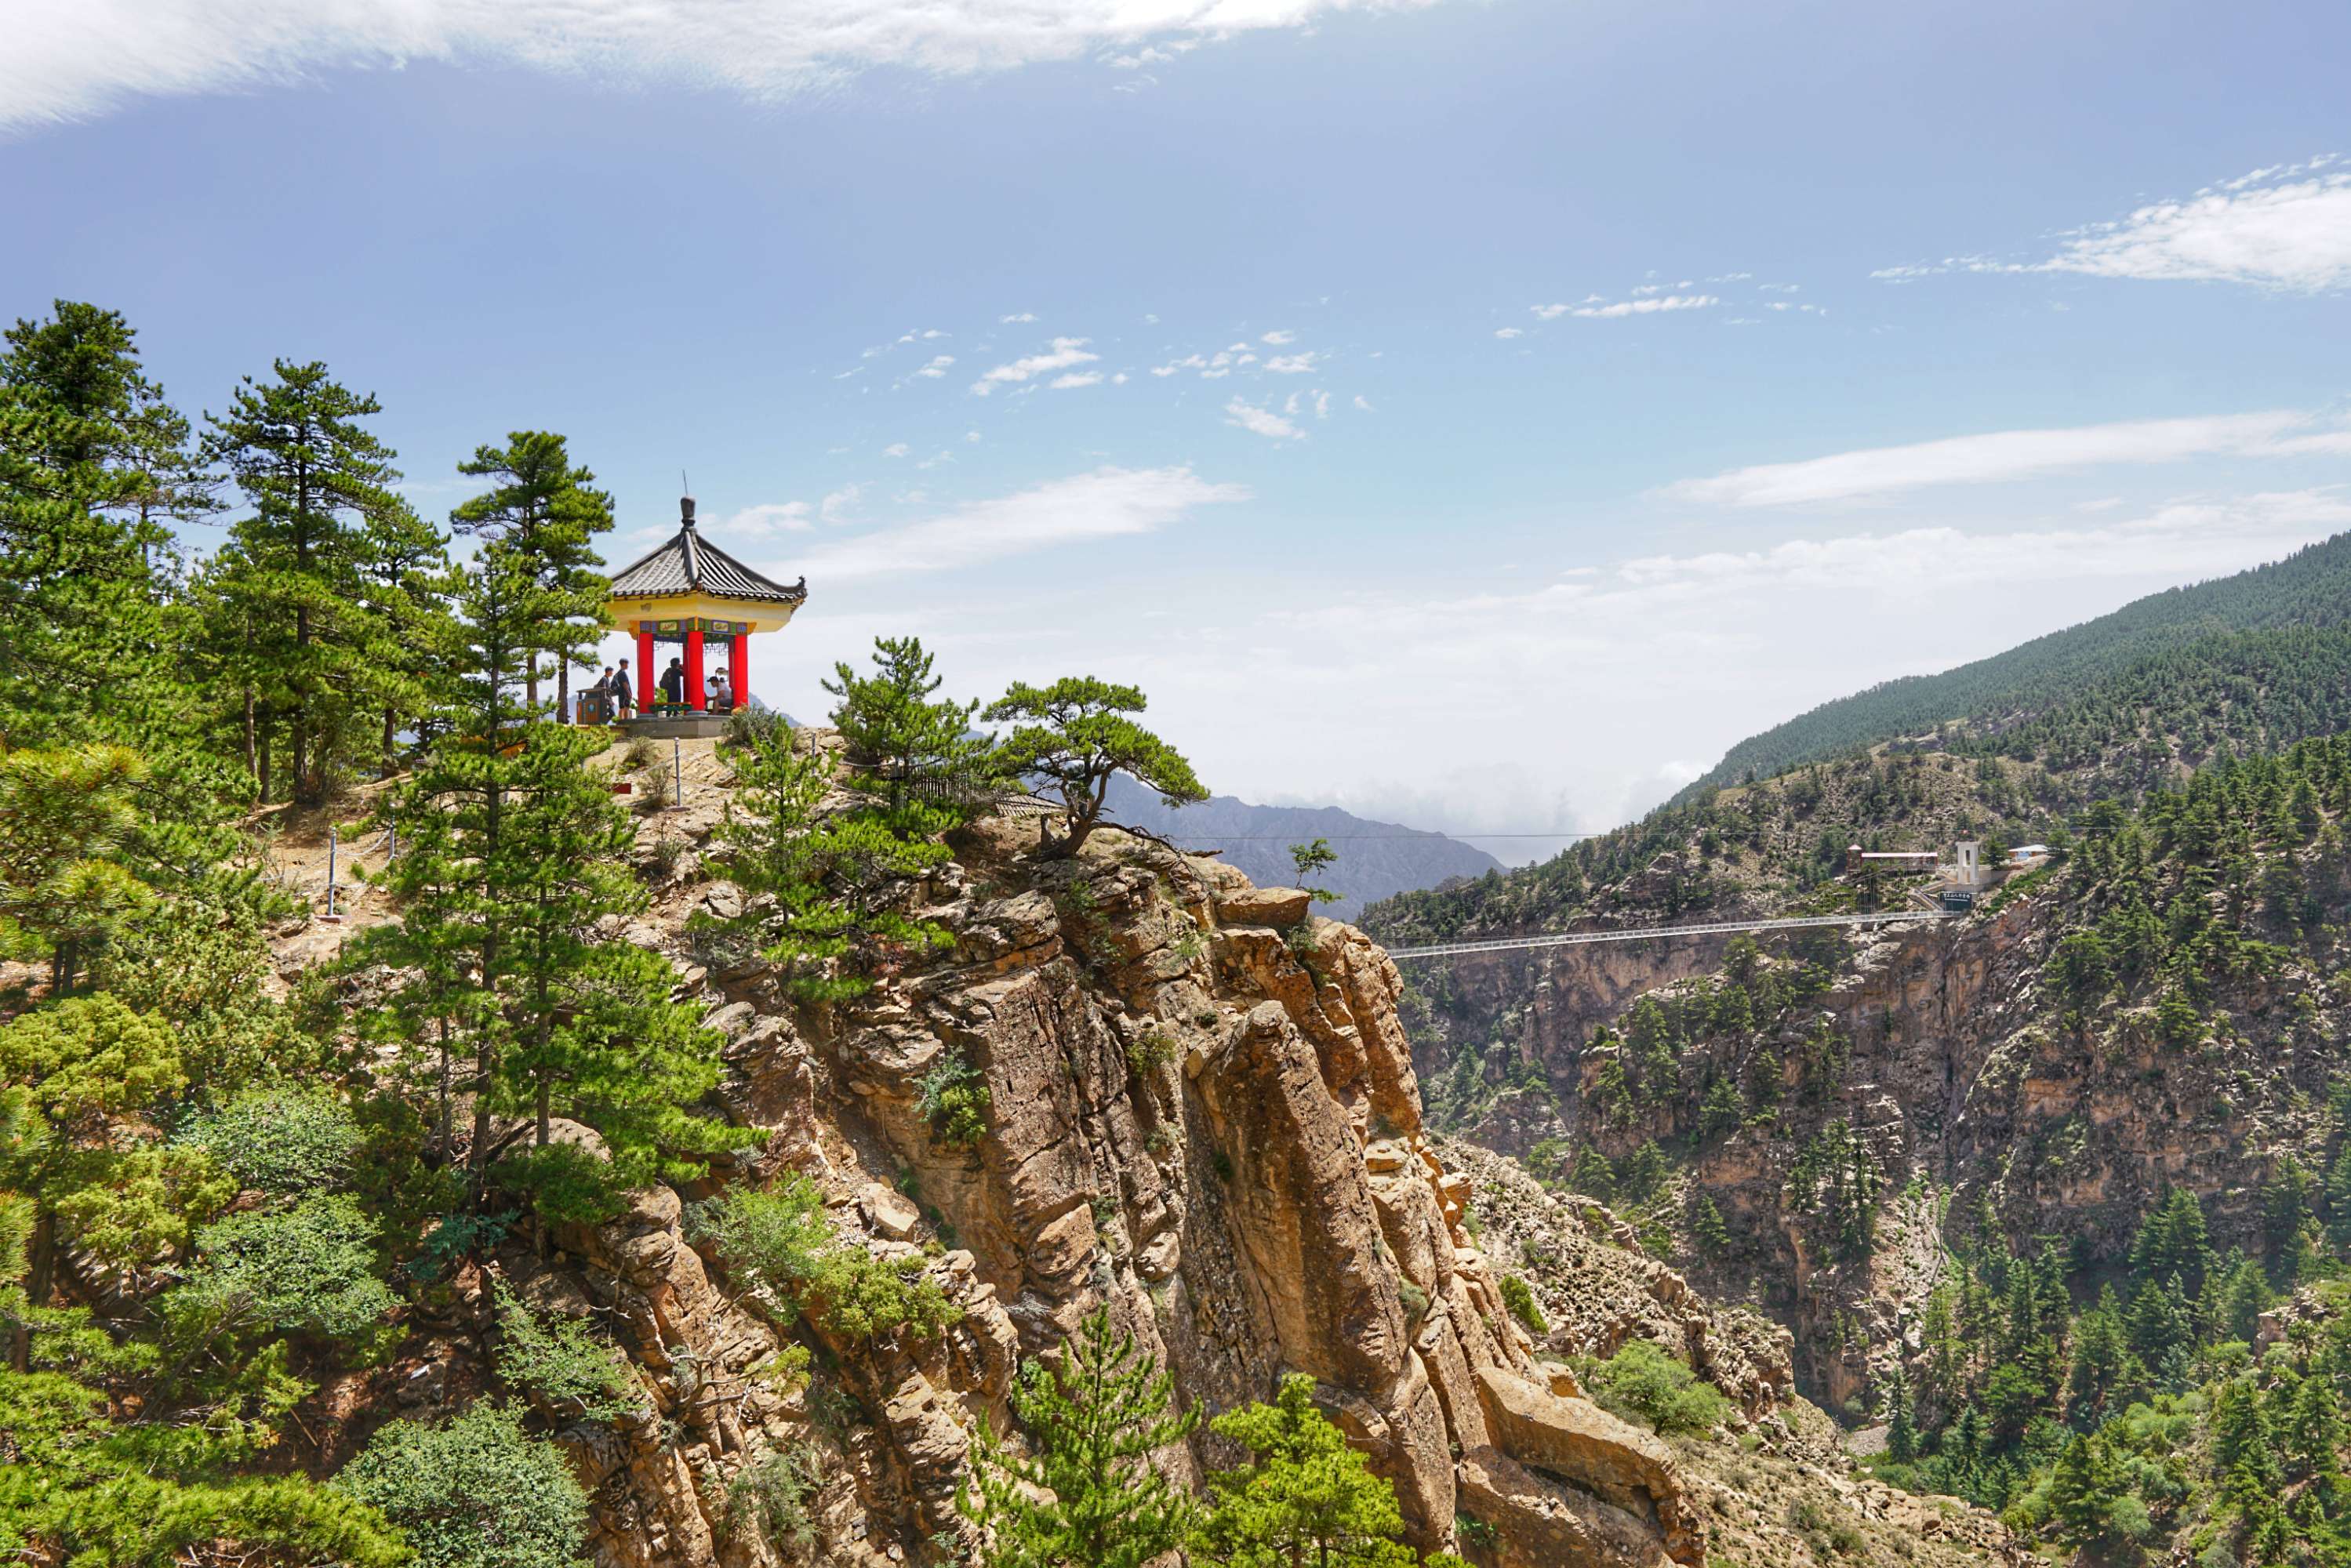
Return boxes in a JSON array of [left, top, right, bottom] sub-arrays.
[[1098, 775, 1502, 920]]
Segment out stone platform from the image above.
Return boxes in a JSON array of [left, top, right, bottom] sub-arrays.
[[616, 711, 732, 740]]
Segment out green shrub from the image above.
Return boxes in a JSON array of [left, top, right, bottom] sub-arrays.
[[491, 1279, 636, 1422], [721, 1442, 823, 1554], [1397, 1280, 1430, 1325], [177, 1084, 362, 1198], [803, 1247, 961, 1343], [1499, 1274, 1548, 1334], [691, 1178, 961, 1344], [1126, 1029, 1178, 1077], [1582, 1340, 1731, 1436], [169, 1195, 397, 1352], [335, 1403, 589, 1568], [917, 1050, 990, 1149]]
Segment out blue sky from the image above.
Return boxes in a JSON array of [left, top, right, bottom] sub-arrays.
[[6, 0, 2350, 858]]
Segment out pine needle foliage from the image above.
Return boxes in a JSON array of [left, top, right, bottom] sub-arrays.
[[823, 634, 1003, 824], [1196, 1373, 1425, 1568], [957, 1303, 1202, 1568], [983, 677, 1206, 857]]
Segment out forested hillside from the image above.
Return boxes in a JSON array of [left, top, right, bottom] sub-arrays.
[[1677, 532, 2351, 801]]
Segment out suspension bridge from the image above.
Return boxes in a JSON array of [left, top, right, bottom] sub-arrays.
[[1380, 907, 1963, 961]]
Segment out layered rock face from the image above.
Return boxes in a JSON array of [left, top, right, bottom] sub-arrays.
[[473, 757, 1734, 1568]]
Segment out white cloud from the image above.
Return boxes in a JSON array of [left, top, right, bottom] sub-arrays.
[[1615, 489, 2351, 593], [912, 354, 956, 378], [719, 501, 812, 537], [1260, 328, 1296, 344], [1659, 408, 2351, 508], [882, 442, 910, 458], [1872, 158, 2351, 294], [1493, 326, 1523, 339], [1225, 398, 1306, 441], [1263, 350, 1321, 373], [1314, 390, 1331, 419], [0, 1, 1459, 130], [1558, 292, 1719, 319], [2041, 158, 2351, 291], [1049, 371, 1103, 389], [1353, 394, 1375, 412], [999, 311, 1038, 323], [972, 336, 1097, 394], [788, 466, 1248, 579], [820, 485, 861, 524]]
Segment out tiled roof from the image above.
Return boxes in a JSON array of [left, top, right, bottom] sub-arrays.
[[607, 499, 807, 606]]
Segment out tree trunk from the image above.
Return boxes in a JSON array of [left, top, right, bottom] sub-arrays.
[[435, 1018, 452, 1163]]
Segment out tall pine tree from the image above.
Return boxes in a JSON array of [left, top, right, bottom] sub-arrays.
[[200, 361, 414, 804], [957, 1303, 1201, 1568], [448, 431, 614, 724]]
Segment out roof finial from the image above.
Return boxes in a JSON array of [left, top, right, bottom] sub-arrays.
[[680, 472, 696, 530]]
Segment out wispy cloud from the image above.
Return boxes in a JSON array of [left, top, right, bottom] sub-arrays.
[[910, 354, 956, 379], [1049, 371, 1103, 389], [972, 336, 1097, 395], [1873, 157, 2351, 293], [999, 311, 1038, 323], [0, 0, 1454, 132], [1659, 408, 2351, 508], [786, 466, 1248, 579], [1224, 398, 1306, 441], [1538, 292, 1720, 320], [719, 501, 812, 537]]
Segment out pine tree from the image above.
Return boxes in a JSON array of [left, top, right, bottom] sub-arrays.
[[0, 744, 155, 992], [2287, 1371, 2344, 1482], [448, 431, 614, 724], [958, 1304, 1201, 1568], [1699, 1074, 1744, 1139], [823, 634, 1000, 822], [200, 360, 411, 804], [983, 677, 1206, 856], [1687, 1192, 1731, 1258], [357, 544, 739, 1221], [2211, 1377, 2280, 1508], [2047, 1434, 2120, 1548], [1884, 1367, 1917, 1463], [1197, 1374, 1420, 1567], [1568, 1145, 1617, 1204], [0, 304, 243, 860], [700, 717, 954, 1003]]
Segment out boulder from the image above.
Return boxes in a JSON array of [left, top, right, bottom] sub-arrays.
[[1473, 1365, 1700, 1565], [1215, 885, 1314, 927]]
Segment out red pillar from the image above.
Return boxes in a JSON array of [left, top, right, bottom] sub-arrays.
[[635, 625, 655, 712], [685, 626, 706, 710], [729, 632, 747, 709]]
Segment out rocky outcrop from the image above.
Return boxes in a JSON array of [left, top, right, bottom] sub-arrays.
[[285, 735, 2012, 1568], [573, 760, 1732, 1567]]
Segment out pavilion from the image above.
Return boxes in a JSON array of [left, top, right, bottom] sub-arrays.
[[604, 495, 806, 730]]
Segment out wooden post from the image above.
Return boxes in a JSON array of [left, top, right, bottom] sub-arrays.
[[685, 625, 707, 711], [636, 624, 656, 712], [729, 631, 747, 708]]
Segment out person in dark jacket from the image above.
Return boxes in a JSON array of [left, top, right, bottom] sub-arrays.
[[612, 659, 636, 716], [660, 657, 686, 707]]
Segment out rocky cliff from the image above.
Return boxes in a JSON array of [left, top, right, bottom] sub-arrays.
[[273, 736, 1992, 1568]]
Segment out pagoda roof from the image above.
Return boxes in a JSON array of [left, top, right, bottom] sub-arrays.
[[606, 497, 808, 606]]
